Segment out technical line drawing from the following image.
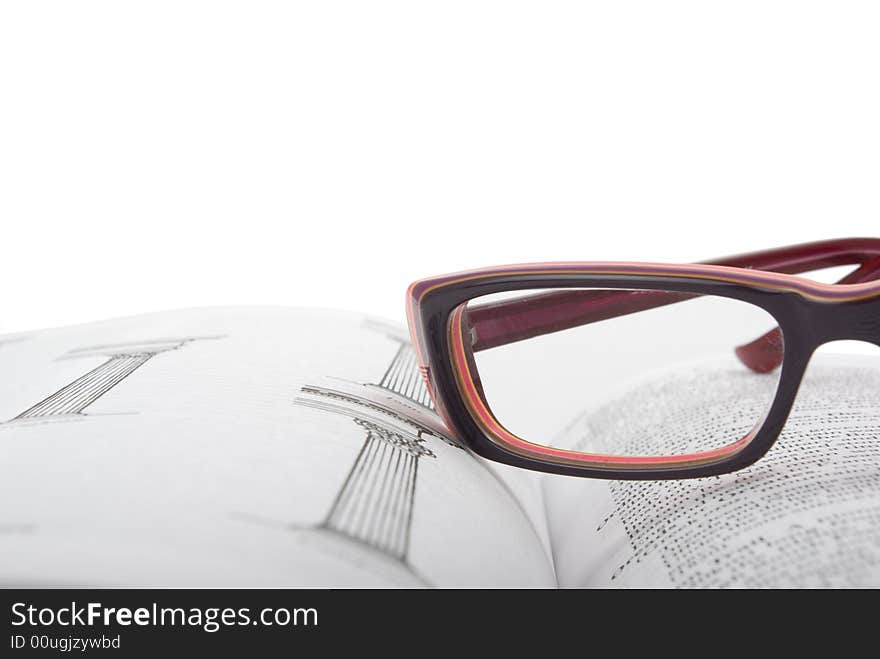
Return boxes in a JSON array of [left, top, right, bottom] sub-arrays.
[[233, 397, 436, 585], [10, 336, 223, 421], [376, 342, 434, 410], [293, 384, 442, 582], [15, 353, 154, 419], [282, 338, 456, 584], [297, 383, 458, 449], [362, 319, 434, 410], [232, 333, 546, 585], [322, 417, 433, 561]]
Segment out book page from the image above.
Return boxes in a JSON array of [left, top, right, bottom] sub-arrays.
[[0, 308, 555, 587], [543, 352, 880, 587]]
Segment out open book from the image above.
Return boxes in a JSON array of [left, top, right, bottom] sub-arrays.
[[1, 307, 878, 587]]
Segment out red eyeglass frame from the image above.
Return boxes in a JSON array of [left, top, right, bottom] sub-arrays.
[[406, 238, 880, 480]]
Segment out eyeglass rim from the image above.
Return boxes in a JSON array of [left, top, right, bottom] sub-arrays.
[[406, 251, 880, 479]]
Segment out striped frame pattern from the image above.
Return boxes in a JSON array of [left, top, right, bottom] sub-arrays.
[[406, 238, 880, 479]]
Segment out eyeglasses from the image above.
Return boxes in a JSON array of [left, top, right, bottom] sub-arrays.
[[406, 238, 880, 480]]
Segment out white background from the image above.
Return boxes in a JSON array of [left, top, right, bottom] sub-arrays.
[[1, 2, 878, 334]]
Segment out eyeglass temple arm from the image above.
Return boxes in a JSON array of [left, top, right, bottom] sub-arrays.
[[467, 238, 880, 372], [734, 253, 880, 372]]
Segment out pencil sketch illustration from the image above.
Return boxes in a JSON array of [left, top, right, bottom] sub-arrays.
[[290, 332, 457, 585], [319, 416, 433, 561], [377, 342, 435, 411], [10, 336, 222, 422], [363, 318, 434, 411]]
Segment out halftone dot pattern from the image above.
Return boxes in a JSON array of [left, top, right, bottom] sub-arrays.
[[578, 362, 880, 587], [569, 365, 780, 457]]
